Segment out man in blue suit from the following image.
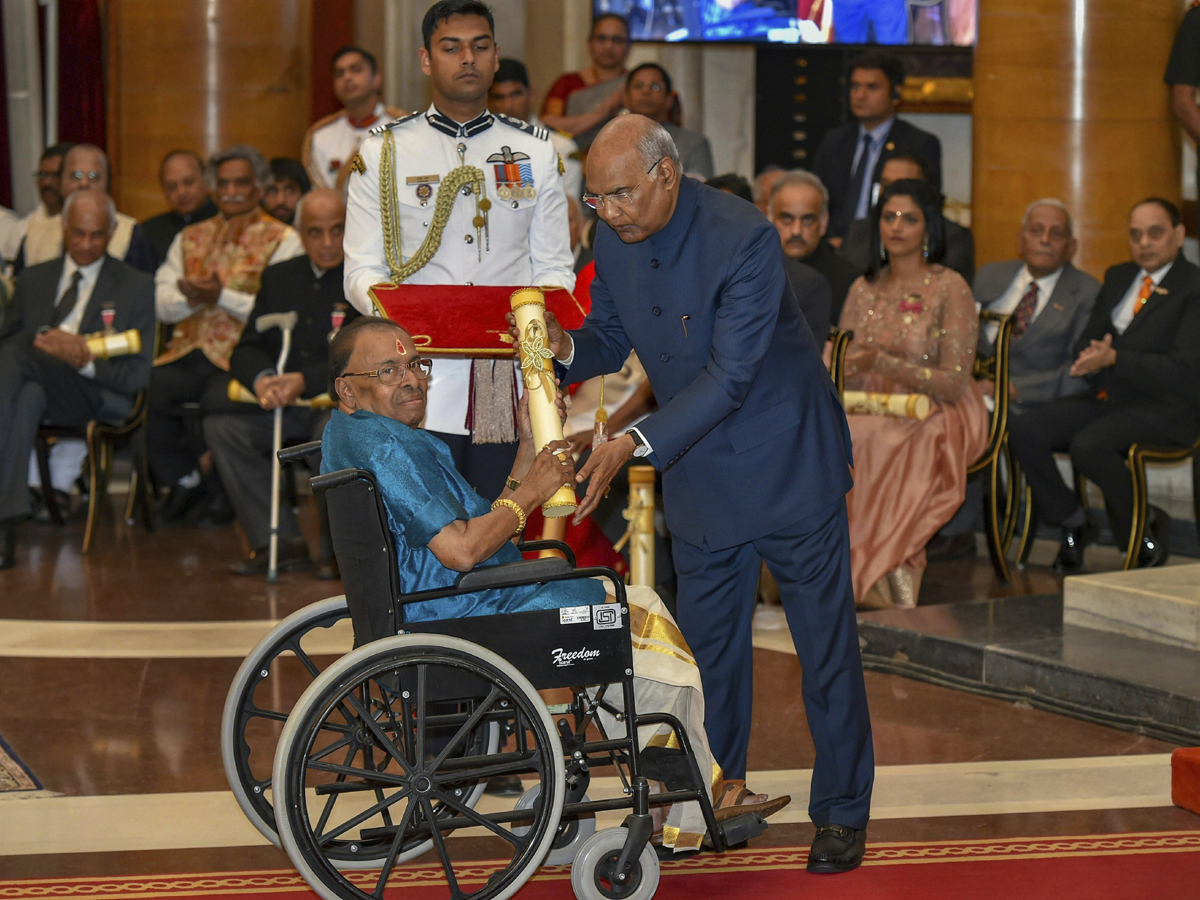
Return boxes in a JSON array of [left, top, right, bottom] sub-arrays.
[[529, 115, 874, 873]]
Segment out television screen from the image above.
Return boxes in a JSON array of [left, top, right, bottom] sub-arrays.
[[596, 1, 977, 46]]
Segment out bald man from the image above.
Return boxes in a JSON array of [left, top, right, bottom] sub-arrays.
[[526, 115, 874, 873], [0, 191, 155, 567], [203, 189, 360, 578]]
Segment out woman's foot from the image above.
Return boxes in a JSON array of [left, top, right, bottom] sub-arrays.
[[712, 779, 791, 823]]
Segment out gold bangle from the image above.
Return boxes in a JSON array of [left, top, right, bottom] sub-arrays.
[[505, 476, 522, 492], [491, 498, 527, 537]]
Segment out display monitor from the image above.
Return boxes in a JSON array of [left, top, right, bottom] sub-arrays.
[[596, 1, 977, 46]]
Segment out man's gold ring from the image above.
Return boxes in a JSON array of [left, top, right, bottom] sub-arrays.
[[555, 451, 569, 463]]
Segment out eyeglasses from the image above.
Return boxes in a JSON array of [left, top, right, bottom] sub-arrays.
[[34, 169, 61, 180], [583, 157, 664, 211], [342, 357, 433, 384], [66, 170, 103, 183]]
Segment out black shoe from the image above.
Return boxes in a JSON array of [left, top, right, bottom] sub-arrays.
[[807, 823, 866, 874], [0, 519, 17, 570], [190, 487, 235, 528], [315, 557, 340, 581], [926, 532, 977, 562], [1053, 515, 1098, 573], [484, 775, 524, 797], [1137, 507, 1171, 568], [160, 483, 205, 524], [230, 538, 312, 576]]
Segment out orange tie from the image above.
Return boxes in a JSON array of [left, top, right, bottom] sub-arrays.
[[1132, 275, 1154, 317]]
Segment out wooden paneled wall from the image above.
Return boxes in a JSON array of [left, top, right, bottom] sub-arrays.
[[107, 0, 313, 221], [973, 0, 1182, 277]]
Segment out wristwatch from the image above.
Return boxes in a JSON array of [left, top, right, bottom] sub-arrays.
[[627, 428, 651, 458]]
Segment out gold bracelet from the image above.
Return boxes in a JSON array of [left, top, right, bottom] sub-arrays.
[[505, 476, 522, 492], [491, 498, 527, 537]]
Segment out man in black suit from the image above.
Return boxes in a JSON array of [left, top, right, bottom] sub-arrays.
[[839, 154, 975, 284], [811, 52, 942, 241], [203, 189, 359, 577], [141, 150, 219, 269], [0, 191, 155, 568], [1009, 198, 1200, 571], [767, 170, 860, 327]]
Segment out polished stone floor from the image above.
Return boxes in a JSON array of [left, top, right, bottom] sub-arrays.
[[0, 495, 1197, 884]]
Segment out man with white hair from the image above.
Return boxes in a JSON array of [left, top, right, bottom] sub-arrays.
[[149, 144, 304, 522], [0, 191, 155, 568]]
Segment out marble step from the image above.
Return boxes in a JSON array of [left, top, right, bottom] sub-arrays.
[[1064, 564, 1200, 650]]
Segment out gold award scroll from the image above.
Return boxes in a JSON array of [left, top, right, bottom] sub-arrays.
[[511, 287, 577, 518], [85, 329, 141, 360], [627, 466, 656, 587], [227, 379, 336, 409], [843, 390, 931, 420]]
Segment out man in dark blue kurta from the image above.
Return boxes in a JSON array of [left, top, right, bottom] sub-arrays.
[[540, 115, 874, 873]]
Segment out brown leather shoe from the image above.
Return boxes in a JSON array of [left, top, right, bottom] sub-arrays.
[[712, 780, 792, 823]]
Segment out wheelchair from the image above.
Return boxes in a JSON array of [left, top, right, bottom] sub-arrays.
[[222, 441, 768, 900]]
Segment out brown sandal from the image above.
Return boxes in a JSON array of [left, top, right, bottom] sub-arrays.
[[712, 780, 792, 823]]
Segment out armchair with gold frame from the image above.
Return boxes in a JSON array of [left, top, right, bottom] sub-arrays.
[[827, 326, 854, 400]]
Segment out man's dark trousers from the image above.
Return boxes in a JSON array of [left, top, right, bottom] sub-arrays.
[[672, 497, 873, 830]]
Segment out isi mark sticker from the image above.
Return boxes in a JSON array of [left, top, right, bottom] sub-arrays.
[[592, 605, 622, 630]]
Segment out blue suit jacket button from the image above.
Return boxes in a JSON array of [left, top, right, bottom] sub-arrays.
[[650, 259, 659, 268], [660, 353, 669, 362], [652, 306, 661, 316]]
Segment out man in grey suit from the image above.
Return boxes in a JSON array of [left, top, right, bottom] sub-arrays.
[[0, 191, 155, 568], [929, 198, 1100, 560]]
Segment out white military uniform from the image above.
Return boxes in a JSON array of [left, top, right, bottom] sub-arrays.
[[304, 101, 403, 191], [529, 114, 583, 204], [344, 104, 575, 437]]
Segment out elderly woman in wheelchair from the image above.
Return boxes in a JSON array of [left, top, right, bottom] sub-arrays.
[[222, 317, 788, 900]]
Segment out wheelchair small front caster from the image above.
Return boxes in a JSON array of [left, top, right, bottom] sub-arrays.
[[571, 827, 660, 900], [512, 784, 596, 866]]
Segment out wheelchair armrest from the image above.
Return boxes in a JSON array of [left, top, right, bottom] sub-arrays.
[[516, 540, 578, 568], [311, 467, 374, 492], [456, 557, 572, 591], [278, 440, 323, 465]]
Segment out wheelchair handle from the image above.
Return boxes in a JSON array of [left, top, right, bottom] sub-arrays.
[[278, 440, 322, 465]]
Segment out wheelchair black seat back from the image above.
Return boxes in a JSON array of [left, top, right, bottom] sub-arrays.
[[224, 439, 766, 900]]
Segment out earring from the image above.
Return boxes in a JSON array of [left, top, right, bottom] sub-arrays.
[[879, 244, 887, 262], [922, 240, 929, 260]]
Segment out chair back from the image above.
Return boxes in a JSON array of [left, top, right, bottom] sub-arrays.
[[827, 326, 854, 400], [969, 310, 1014, 473], [311, 467, 402, 648]]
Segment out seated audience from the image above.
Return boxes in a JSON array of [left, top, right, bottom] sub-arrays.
[[623, 63, 714, 180], [839, 180, 987, 608], [17, 144, 156, 274], [0, 191, 155, 568], [768, 170, 861, 325], [303, 46, 405, 191], [263, 157, 312, 224], [540, 13, 630, 153], [706, 173, 753, 202], [205, 190, 358, 577], [1008, 198, 1200, 572], [321, 316, 790, 851], [488, 58, 584, 203], [839, 154, 975, 284], [5, 144, 71, 268], [812, 52, 942, 241], [150, 145, 304, 523], [141, 150, 219, 268], [752, 165, 784, 216]]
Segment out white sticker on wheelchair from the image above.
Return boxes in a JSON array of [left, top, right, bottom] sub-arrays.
[[591, 605, 622, 630], [559, 605, 591, 625]]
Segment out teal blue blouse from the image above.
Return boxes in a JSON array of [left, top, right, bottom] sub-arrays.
[[321, 409, 603, 623]]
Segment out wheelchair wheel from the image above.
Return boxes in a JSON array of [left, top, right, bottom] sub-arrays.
[[571, 827, 660, 900], [274, 634, 565, 900], [222, 596, 353, 847], [513, 784, 596, 866]]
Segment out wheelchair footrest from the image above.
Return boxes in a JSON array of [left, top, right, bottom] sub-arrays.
[[716, 812, 767, 846], [639, 746, 702, 792]]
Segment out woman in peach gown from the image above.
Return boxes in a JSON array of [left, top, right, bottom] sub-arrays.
[[839, 180, 989, 608]]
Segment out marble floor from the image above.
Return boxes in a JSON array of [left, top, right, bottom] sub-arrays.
[[0, 494, 1197, 886]]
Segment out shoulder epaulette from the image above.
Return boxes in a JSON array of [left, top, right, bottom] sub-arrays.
[[494, 113, 549, 141], [369, 111, 421, 136]]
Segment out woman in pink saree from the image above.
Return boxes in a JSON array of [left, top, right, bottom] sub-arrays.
[[838, 180, 988, 608]]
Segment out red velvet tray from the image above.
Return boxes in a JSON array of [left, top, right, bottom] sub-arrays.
[[367, 284, 587, 357]]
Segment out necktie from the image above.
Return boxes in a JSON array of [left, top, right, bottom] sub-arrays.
[[1131, 275, 1154, 318], [52, 270, 85, 328], [848, 133, 874, 219], [1011, 281, 1039, 339]]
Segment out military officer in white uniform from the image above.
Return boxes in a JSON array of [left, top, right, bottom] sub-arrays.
[[343, 0, 574, 498]]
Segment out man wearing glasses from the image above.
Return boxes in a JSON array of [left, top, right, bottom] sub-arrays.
[[17, 144, 156, 275], [525, 114, 875, 874]]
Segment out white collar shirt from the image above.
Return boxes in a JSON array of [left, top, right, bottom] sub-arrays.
[[55, 254, 105, 336], [1111, 262, 1172, 334], [343, 103, 574, 435], [983, 264, 1064, 343], [308, 101, 390, 190]]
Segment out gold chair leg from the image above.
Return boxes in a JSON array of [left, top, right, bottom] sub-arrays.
[[1001, 452, 1021, 554], [982, 458, 1011, 583], [124, 469, 138, 524], [1122, 448, 1148, 570], [83, 428, 100, 554], [1015, 484, 1037, 568]]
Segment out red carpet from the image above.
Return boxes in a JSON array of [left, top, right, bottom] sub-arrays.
[[4, 832, 1198, 899]]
